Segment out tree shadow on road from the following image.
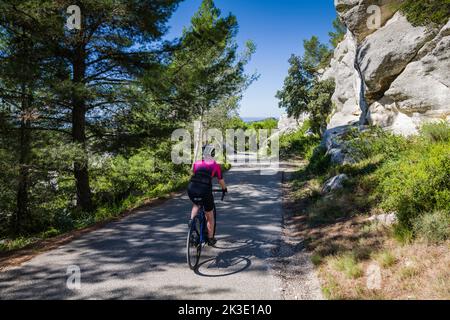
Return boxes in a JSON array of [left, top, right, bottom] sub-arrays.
[[0, 168, 300, 299]]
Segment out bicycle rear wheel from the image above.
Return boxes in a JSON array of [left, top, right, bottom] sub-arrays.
[[187, 216, 202, 270]]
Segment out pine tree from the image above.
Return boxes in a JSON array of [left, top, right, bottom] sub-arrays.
[[142, 0, 256, 158], [329, 17, 346, 48], [1, 1, 182, 216]]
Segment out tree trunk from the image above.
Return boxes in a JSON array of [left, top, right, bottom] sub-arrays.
[[72, 46, 93, 213], [193, 111, 204, 168], [15, 88, 31, 235]]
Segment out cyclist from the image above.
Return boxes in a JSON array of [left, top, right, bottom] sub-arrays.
[[188, 145, 227, 246]]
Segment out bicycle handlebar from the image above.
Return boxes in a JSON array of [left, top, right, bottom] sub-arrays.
[[212, 189, 227, 201]]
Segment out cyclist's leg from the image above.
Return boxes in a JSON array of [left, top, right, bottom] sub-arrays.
[[191, 204, 200, 220], [205, 211, 215, 239], [188, 183, 203, 220], [204, 193, 216, 241]]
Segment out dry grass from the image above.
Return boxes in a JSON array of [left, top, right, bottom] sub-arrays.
[[311, 220, 450, 300], [283, 172, 450, 300]]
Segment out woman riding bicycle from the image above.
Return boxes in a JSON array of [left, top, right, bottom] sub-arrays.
[[188, 145, 227, 246]]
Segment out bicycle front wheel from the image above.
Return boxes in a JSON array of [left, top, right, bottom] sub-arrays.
[[187, 216, 202, 270]]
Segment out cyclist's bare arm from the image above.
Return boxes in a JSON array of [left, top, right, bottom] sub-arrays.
[[219, 179, 227, 191]]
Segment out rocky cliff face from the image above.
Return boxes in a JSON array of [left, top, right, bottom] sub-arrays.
[[277, 113, 309, 134], [324, 0, 450, 136]]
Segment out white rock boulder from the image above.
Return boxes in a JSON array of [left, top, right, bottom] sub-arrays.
[[278, 113, 308, 134], [335, 0, 402, 42], [367, 213, 398, 226], [357, 12, 438, 103], [384, 21, 450, 115], [322, 174, 349, 193], [322, 31, 362, 128], [323, 1, 449, 138]]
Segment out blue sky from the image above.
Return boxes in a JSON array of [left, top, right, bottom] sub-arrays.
[[165, 0, 338, 118]]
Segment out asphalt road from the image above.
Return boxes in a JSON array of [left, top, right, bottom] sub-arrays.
[[0, 160, 294, 300]]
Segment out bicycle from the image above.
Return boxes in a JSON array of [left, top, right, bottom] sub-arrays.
[[186, 189, 226, 270]]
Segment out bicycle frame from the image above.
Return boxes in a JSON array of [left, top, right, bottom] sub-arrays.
[[198, 208, 207, 245], [187, 189, 225, 269]]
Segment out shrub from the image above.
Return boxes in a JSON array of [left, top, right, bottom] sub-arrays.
[[311, 252, 323, 266], [41, 227, 60, 239], [413, 210, 450, 243], [53, 210, 75, 232], [420, 122, 450, 143], [0, 237, 35, 252], [349, 127, 410, 162], [375, 250, 397, 268], [332, 253, 363, 279], [376, 142, 450, 228], [305, 146, 331, 175], [279, 121, 321, 159], [393, 224, 414, 244], [91, 148, 190, 205], [399, 0, 450, 27]]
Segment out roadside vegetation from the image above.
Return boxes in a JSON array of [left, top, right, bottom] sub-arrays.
[[281, 122, 450, 299], [279, 120, 320, 160], [277, 7, 449, 299], [399, 0, 450, 27], [276, 18, 344, 137], [0, 0, 252, 252]]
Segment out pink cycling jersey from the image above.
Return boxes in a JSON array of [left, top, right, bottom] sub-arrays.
[[193, 160, 223, 180]]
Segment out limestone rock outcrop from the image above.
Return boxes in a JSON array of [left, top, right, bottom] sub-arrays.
[[325, 0, 449, 140]]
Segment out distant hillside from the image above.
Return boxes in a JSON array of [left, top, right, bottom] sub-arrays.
[[241, 117, 278, 124]]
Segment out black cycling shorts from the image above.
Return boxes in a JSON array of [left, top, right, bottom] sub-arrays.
[[188, 182, 215, 212]]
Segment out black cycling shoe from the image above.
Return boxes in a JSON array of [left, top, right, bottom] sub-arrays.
[[207, 238, 217, 246]]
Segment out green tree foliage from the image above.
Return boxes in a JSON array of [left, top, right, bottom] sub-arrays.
[[0, 2, 72, 234], [329, 17, 346, 48], [142, 0, 256, 161], [275, 55, 312, 120], [1, 0, 182, 215], [147, 0, 256, 123], [204, 96, 241, 132], [248, 118, 278, 131], [399, 0, 450, 27], [276, 53, 335, 136], [276, 19, 342, 137], [303, 36, 332, 72], [0, 0, 256, 240], [307, 79, 336, 135]]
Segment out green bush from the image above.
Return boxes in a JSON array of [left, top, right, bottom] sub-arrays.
[[349, 127, 410, 162], [376, 142, 450, 228], [328, 123, 450, 242], [413, 210, 450, 243], [305, 146, 331, 176], [332, 253, 363, 279], [393, 224, 414, 244], [41, 227, 60, 239], [399, 0, 450, 26], [280, 121, 321, 159], [420, 121, 450, 143], [91, 148, 190, 205], [248, 118, 278, 130], [0, 237, 35, 252]]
